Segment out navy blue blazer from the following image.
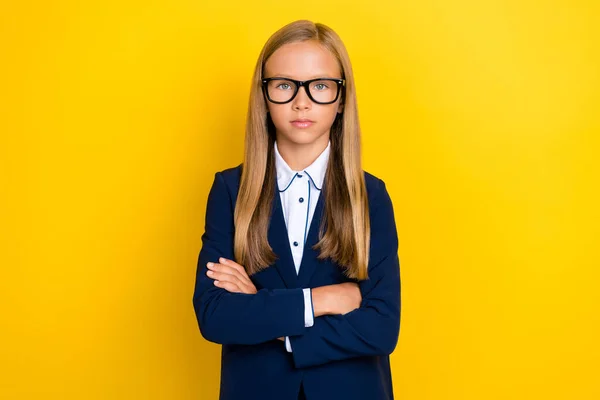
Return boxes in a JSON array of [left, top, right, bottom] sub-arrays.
[[192, 163, 401, 400]]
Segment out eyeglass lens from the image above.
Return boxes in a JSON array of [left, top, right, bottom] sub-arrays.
[[265, 79, 340, 103]]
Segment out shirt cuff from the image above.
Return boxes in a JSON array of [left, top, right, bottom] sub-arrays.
[[285, 336, 292, 352], [303, 288, 314, 327]]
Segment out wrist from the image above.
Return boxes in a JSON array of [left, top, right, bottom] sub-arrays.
[[311, 286, 334, 317]]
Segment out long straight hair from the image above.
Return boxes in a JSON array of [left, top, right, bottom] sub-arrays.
[[234, 20, 370, 281]]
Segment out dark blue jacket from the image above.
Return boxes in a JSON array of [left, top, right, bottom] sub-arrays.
[[192, 163, 401, 400]]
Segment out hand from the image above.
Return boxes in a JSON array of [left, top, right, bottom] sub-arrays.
[[333, 282, 362, 314], [206, 257, 258, 294], [313, 282, 362, 316]]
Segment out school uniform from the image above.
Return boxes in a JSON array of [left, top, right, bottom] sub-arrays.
[[192, 140, 401, 400]]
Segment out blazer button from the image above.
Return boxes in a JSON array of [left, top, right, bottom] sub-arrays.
[[299, 197, 304, 203], [293, 241, 299, 247]]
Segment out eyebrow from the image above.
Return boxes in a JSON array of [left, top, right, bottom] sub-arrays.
[[269, 73, 339, 79]]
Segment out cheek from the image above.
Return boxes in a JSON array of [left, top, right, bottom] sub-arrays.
[[268, 107, 289, 129], [321, 106, 340, 125], [330, 104, 341, 118]]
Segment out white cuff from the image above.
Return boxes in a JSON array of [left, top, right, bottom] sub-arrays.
[[303, 288, 314, 327], [286, 289, 313, 353], [285, 336, 292, 352]]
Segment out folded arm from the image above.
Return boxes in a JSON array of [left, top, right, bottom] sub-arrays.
[[286, 179, 401, 368], [192, 171, 312, 345]]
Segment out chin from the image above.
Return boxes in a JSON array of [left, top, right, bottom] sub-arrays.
[[279, 130, 325, 145]]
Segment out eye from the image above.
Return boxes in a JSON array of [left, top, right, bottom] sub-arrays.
[[276, 83, 292, 90], [313, 83, 329, 90]]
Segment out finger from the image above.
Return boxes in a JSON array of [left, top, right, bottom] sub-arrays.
[[213, 277, 255, 295], [207, 268, 256, 295], [207, 263, 242, 284], [213, 279, 242, 293], [219, 258, 253, 284], [208, 261, 253, 286], [207, 269, 245, 289], [219, 257, 245, 274]]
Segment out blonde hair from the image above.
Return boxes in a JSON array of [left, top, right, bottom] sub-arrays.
[[234, 19, 370, 280]]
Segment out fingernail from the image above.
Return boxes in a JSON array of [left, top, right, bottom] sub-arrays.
[[207, 262, 213, 267], [214, 280, 219, 285], [219, 257, 226, 263], [207, 271, 213, 275]]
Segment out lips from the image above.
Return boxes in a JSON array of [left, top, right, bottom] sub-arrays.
[[291, 119, 314, 128]]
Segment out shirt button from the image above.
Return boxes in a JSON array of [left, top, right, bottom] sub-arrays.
[[293, 241, 299, 247], [299, 197, 304, 203], [297, 174, 303, 178]]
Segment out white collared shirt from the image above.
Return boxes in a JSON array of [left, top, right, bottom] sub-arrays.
[[274, 139, 331, 353]]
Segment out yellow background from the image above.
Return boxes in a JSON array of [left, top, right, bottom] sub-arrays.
[[1, 0, 599, 398]]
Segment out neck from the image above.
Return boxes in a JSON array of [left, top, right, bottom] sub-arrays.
[[275, 134, 330, 171]]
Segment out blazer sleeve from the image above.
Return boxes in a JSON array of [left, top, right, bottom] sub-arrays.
[[192, 171, 310, 345], [287, 178, 401, 368]]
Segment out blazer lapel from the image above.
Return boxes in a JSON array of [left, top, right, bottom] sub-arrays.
[[268, 180, 326, 289], [296, 190, 325, 288], [268, 188, 300, 288]]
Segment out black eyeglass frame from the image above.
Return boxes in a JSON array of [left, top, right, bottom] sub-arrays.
[[261, 77, 346, 105]]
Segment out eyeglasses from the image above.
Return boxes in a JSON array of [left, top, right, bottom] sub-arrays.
[[261, 77, 345, 105]]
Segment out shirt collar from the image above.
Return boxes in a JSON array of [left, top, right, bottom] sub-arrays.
[[274, 140, 331, 191]]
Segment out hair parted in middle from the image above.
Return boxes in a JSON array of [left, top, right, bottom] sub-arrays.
[[234, 19, 371, 281]]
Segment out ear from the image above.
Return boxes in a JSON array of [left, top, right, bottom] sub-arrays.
[[337, 103, 344, 113]]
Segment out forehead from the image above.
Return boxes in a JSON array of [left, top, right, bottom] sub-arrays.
[[264, 40, 341, 79]]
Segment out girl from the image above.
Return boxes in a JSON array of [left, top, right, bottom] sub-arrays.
[[193, 19, 401, 400]]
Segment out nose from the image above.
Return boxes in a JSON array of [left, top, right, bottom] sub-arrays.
[[292, 85, 311, 110]]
